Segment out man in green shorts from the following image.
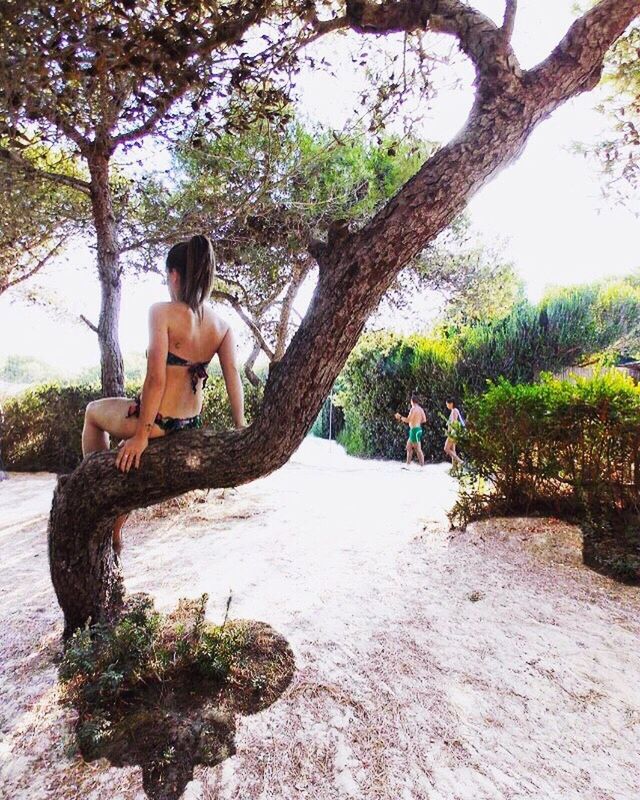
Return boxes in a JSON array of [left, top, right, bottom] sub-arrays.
[[395, 394, 427, 466]]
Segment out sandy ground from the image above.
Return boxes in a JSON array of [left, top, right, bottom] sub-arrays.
[[1, 438, 639, 800]]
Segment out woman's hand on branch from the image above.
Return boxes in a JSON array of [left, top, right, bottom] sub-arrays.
[[115, 434, 149, 472]]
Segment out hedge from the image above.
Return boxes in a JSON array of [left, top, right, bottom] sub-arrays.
[[450, 372, 640, 581], [335, 332, 458, 461], [1, 378, 262, 473]]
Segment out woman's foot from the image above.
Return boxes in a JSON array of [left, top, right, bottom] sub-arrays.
[[113, 513, 129, 556]]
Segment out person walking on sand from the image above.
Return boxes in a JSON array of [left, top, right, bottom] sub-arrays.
[[395, 394, 427, 466], [444, 398, 464, 469], [81, 234, 246, 555]]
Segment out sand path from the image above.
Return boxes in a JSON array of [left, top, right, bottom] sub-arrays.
[[0, 438, 639, 799]]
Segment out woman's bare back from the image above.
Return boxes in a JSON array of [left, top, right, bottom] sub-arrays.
[[159, 302, 230, 419]]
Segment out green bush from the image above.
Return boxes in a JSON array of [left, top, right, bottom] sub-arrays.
[[452, 372, 640, 518], [60, 594, 247, 759], [334, 281, 640, 463], [450, 373, 640, 581], [1, 377, 262, 473], [1, 382, 102, 472], [336, 332, 457, 461]]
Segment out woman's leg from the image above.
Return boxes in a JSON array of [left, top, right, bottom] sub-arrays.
[[82, 398, 164, 555], [82, 398, 140, 456]]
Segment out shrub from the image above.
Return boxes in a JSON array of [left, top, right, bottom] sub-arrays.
[[1, 382, 102, 472], [59, 593, 295, 793], [450, 372, 640, 582], [336, 332, 457, 461], [1, 377, 262, 473]]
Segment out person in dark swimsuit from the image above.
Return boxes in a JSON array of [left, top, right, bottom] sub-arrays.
[[126, 352, 210, 432], [81, 233, 245, 553]]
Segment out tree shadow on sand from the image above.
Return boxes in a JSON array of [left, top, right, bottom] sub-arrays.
[[61, 594, 295, 800]]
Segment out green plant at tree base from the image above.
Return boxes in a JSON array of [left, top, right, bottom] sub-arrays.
[[59, 593, 295, 800]]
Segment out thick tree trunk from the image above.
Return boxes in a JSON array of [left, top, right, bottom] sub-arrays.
[[88, 153, 125, 397], [49, 0, 639, 637]]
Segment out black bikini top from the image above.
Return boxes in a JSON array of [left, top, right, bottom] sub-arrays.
[[166, 351, 210, 393]]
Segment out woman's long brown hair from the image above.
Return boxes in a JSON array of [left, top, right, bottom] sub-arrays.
[[166, 234, 216, 318]]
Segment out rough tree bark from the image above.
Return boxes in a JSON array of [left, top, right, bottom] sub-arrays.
[[87, 152, 125, 397], [49, 0, 640, 638]]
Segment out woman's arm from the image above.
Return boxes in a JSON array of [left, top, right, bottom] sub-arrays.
[[218, 327, 245, 429], [115, 304, 168, 472]]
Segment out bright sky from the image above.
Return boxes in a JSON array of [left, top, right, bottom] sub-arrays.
[[0, 0, 638, 373]]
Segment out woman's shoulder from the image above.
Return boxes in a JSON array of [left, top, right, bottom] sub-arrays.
[[148, 301, 173, 319], [202, 303, 230, 333]]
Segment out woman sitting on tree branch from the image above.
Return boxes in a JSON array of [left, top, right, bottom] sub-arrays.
[[82, 234, 245, 553]]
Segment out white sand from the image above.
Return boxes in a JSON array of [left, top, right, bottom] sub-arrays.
[[0, 438, 639, 800]]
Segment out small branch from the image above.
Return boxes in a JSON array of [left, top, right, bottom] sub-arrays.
[[274, 262, 311, 361], [80, 314, 99, 334], [0, 147, 91, 194], [211, 289, 275, 360], [244, 340, 262, 388], [2, 236, 69, 294], [502, 0, 517, 41]]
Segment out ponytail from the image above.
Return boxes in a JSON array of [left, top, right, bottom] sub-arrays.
[[166, 234, 216, 318]]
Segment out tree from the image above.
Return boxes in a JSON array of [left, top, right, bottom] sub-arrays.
[[128, 120, 434, 383], [0, 0, 310, 394], [132, 122, 516, 383], [46, 0, 640, 637]]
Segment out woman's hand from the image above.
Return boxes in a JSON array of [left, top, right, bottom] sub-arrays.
[[116, 433, 149, 472]]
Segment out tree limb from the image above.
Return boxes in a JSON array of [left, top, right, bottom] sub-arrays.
[[502, 0, 517, 42], [528, 0, 639, 97], [211, 289, 275, 359], [1, 235, 69, 295], [344, 0, 519, 78], [0, 148, 91, 194], [80, 314, 99, 334], [244, 340, 262, 387]]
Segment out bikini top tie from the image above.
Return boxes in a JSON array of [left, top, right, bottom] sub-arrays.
[[166, 351, 210, 393]]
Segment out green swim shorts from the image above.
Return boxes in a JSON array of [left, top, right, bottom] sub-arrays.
[[409, 427, 423, 444]]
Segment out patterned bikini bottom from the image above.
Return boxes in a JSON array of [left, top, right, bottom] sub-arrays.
[[126, 396, 202, 433]]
